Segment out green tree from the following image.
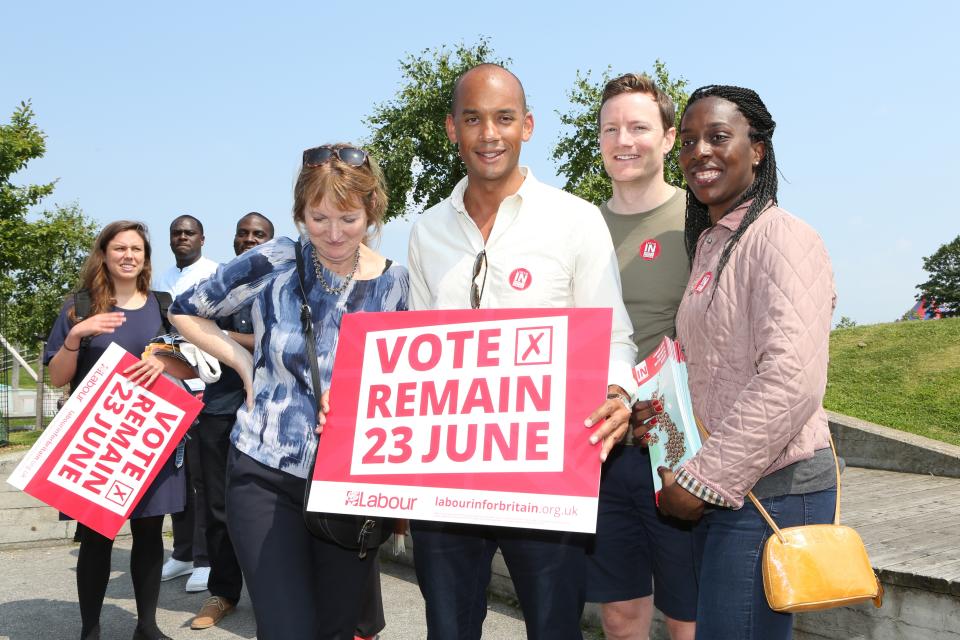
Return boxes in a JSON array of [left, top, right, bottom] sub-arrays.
[[0, 102, 97, 345], [365, 38, 510, 221], [3, 204, 97, 344], [835, 316, 858, 330], [552, 61, 689, 206], [916, 235, 960, 317], [1, 101, 56, 274]]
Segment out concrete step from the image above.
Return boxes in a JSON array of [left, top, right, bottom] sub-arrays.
[[0, 519, 77, 546], [0, 453, 23, 477], [0, 503, 59, 524]]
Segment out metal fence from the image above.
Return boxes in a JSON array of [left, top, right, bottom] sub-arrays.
[[0, 301, 8, 444], [0, 303, 63, 443]]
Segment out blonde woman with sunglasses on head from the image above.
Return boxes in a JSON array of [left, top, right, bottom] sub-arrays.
[[170, 144, 409, 639]]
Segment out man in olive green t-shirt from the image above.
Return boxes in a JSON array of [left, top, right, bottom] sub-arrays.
[[585, 73, 697, 640]]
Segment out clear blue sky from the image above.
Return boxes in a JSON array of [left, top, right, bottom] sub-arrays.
[[4, 1, 956, 325]]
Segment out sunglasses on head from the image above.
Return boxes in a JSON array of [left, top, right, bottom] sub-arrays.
[[302, 145, 369, 168], [470, 249, 487, 310]]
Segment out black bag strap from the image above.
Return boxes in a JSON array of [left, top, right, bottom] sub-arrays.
[[73, 289, 174, 349], [295, 241, 393, 558], [294, 242, 324, 407], [153, 290, 174, 334], [73, 289, 92, 320], [68, 288, 176, 393], [295, 242, 326, 504], [73, 289, 94, 353]]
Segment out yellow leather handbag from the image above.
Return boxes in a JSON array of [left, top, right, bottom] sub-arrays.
[[694, 419, 883, 613], [745, 438, 884, 613]]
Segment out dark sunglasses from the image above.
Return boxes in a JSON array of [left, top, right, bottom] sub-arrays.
[[302, 145, 369, 167], [470, 250, 487, 310]]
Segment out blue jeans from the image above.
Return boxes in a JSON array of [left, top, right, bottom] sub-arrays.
[[410, 520, 587, 640], [694, 488, 837, 640]]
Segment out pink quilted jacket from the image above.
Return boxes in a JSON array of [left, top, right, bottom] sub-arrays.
[[676, 202, 835, 508]]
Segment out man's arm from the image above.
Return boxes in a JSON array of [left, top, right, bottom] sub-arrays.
[[227, 331, 255, 351], [573, 205, 639, 460], [407, 224, 432, 311]]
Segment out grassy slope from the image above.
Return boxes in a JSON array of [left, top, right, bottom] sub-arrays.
[[826, 317, 960, 446]]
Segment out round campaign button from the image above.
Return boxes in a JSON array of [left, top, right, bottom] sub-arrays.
[[509, 268, 532, 291], [640, 239, 660, 261]]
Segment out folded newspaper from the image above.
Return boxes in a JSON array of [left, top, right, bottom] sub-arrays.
[[632, 336, 702, 498], [143, 333, 221, 384]]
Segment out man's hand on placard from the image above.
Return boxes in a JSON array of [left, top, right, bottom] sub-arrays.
[[315, 390, 330, 435], [584, 385, 632, 462]]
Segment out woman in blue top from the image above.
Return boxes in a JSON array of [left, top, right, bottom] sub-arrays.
[[45, 220, 195, 640], [171, 144, 409, 639]]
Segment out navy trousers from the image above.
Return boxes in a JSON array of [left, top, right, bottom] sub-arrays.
[[226, 446, 375, 640], [411, 520, 587, 640]]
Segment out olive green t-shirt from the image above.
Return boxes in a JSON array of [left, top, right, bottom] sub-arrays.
[[600, 188, 689, 359]]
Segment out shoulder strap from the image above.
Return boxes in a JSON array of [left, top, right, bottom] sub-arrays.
[[151, 290, 174, 334], [73, 289, 92, 321], [295, 241, 326, 503], [694, 416, 842, 542], [294, 243, 323, 410], [73, 289, 94, 352]]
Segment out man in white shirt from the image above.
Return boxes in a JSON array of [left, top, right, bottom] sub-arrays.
[[155, 214, 219, 592], [407, 63, 638, 640], [154, 215, 219, 296]]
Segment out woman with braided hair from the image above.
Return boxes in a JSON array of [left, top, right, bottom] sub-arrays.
[[650, 86, 838, 638]]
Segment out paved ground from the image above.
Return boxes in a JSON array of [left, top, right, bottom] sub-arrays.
[[0, 537, 541, 640], [0, 450, 602, 639], [5, 452, 959, 638]]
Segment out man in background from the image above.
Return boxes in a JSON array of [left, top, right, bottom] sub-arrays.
[[155, 214, 219, 592], [154, 215, 219, 296], [586, 73, 697, 640], [190, 212, 273, 629]]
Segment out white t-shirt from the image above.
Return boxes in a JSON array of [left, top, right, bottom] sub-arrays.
[[154, 256, 219, 297]]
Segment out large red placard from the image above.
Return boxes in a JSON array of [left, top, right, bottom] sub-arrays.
[[8, 343, 202, 539], [307, 308, 612, 533]]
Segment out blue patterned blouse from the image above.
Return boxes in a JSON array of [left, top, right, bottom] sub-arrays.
[[170, 236, 409, 478]]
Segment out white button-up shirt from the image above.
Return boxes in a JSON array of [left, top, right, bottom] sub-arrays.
[[154, 256, 219, 297], [408, 167, 638, 397]]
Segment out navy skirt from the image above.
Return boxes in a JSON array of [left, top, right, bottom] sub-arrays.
[[59, 448, 186, 521]]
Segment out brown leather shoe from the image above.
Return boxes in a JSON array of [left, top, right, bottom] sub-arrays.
[[190, 596, 236, 630]]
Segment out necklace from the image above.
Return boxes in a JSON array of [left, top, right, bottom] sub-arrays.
[[312, 246, 360, 295]]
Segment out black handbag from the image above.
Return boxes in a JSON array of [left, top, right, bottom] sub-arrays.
[[295, 241, 395, 559]]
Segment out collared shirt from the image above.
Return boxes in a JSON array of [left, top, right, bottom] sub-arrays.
[[408, 167, 638, 397], [170, 237, 409, 478], [154, 256, 219, 297]]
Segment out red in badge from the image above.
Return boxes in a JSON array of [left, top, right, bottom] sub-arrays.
[[693, 272, 712, 293], [509, 268, 532, 291], [639, 239, 660, 261]]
